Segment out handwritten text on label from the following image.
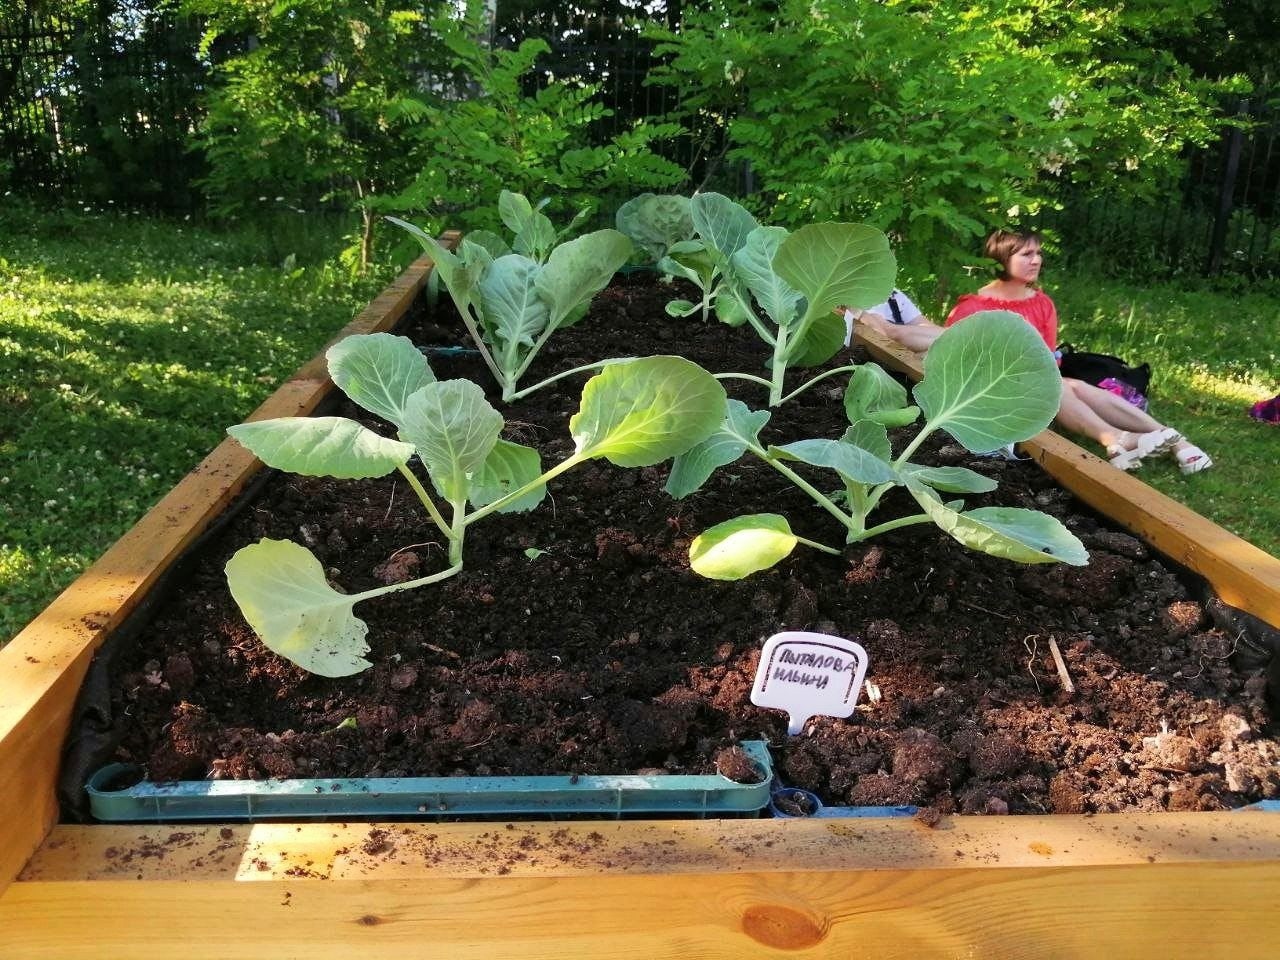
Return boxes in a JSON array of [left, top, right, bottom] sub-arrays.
[[751, 632, 869, 735]]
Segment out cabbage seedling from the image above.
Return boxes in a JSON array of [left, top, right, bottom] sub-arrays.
[[700, 196, 897, 406], [388, 196, 632, 402], [225, 334, 726, 675], [461, 189, 593, 264], [655, 192, 759, 324], [614, 192, 694, 263], [666, 311, 1089, 579]]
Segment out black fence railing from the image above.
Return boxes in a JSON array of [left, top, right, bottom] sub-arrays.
[[1045, 90, 1280, 279], [3, 6, 1278, 277], [0, 3, 206, 208]]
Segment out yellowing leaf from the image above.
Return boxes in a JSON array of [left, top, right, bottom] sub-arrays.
[[690, 514, 797, 580], [225, 538, 372, 677]]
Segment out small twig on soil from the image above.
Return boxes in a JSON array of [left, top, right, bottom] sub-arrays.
[[962, 599, 1011, 620], [464, 733, 495, 750], [1047, 635, 1076, 695], [914, 566, 935, 595], [503, 419, 545, 445], [1181, 629, 1241, 681], [1024, 635, 1042, 695], [383, 481, 396, 522], [388, 541, 440, 561]]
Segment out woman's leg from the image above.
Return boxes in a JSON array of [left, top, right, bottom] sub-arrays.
[[1057, 378, 1208, 469], [1054, 381, 1132, 448], [1063, 378, 1166, 433], [1061, 378, 1205, 457]]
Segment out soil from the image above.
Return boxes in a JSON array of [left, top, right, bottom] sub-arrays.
[[96, 273, 1280, 816]]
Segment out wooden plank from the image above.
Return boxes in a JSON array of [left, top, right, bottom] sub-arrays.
[[853, 325, 1280, 629], [0, 251, 447, 897], [3, 815, 1279, 958]]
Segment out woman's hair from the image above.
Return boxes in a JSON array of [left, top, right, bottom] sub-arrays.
[[984, 229, 1041, 280]]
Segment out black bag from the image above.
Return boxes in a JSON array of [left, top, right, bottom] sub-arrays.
[[1057, 342, 1152, 395]]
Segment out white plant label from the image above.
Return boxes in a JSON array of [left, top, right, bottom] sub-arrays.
[[751, 631, 869, 735]]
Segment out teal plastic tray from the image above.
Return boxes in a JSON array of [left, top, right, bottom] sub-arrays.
[[86, 741, 773, 822]]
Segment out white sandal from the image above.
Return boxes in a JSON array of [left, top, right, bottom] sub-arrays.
[[1140, 428, 1182, 457], [1106, 439, 1145, 471], [1106, 428, 1181, 471], [1175, 444, 1213, 475]]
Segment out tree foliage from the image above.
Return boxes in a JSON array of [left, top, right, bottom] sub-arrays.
[[373, 2, 684, 239], [185, 0, 683, 269], [1, 1, 204, 204], [648, 0, 1242, 278]]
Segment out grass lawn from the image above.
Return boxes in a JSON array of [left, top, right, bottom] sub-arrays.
[[1049, 276, 1277, 559], [2, 205, 1276, 643], [0, 202, 394, 642]]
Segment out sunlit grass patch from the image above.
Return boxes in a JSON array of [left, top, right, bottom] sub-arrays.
[[0, 202, 393, 642], [1051, 278, 1278, 558]]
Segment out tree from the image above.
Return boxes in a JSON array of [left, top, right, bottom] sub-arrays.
[[648, 0, 1237, 280], [187, 0, 683, 269], [185, 0, 452, 267]]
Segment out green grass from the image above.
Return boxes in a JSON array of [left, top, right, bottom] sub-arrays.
[[1048, 276, 1278, 559], [0, 201, 394, 643]]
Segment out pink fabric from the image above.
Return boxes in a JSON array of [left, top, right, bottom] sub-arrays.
[[945, 289, 1058, 352]]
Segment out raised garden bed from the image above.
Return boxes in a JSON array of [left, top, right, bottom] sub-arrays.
[[3, 245, 1280, 957]]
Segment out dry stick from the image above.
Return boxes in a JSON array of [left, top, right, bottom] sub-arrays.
[[962, 599, 1011, 620], [1047, 635, 1076, 694], [382, 480, 397, 522]]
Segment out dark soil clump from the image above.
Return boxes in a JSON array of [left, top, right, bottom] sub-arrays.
[[98, 274, 1280, 814]]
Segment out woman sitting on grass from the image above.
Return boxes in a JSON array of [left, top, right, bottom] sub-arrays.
[[848, 231, 1213, 474]]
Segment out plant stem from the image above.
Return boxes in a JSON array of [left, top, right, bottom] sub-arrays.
[[858, 513, 935, 540], [396, 463, 451, 538], [769, 325, 791, 406], [779, 364, 858, 405], [462, 453, 586, 527], [448, 500, 467, 565], [350, 562, 464, 604], [845, 484, 872, 537], [499, 331, 524, 401], [894, 424, 937, 467], [763, 455, 854, 533], [715, 371, 772, 389], [454, 302, 505, 387], [727, 282, 775, 345], [793, 534, 842, 556], [866, 480, 897, 514], [507, 358, 631, 401], [510, 314, 567, 387]]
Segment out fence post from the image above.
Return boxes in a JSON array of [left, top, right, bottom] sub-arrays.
[[1206, 99, 1249, 276]]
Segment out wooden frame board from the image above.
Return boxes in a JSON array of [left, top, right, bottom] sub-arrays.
[[4, 813, 1280, 958], [2, 255, 1279, 957]]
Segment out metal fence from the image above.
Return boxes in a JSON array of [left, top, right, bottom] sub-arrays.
[[1045, 89, 1280, 278], [0, 2, 205, 208], [3, 6, 1279, 276]]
